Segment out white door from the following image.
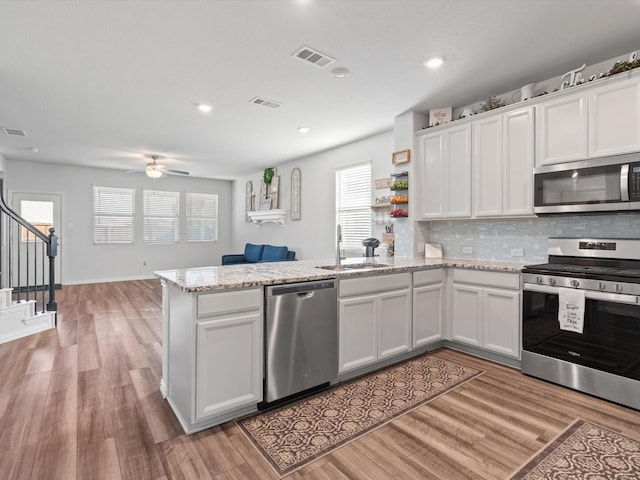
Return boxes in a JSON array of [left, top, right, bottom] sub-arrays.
[[10, 192, 62, 287]]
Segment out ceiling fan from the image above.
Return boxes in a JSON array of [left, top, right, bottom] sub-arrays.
[[127, 154, 190, 178]]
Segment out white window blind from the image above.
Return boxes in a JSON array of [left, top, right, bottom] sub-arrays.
[[144, 190, 179, 244], [186, 193, 218, 242], [94, 186, 135, 244], [335, 162, 372, 253]]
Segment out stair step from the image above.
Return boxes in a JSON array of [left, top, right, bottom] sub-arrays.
[[0, 308, 55, 345]]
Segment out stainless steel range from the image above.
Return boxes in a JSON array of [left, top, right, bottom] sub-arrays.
[[521, 237, 640, 410]]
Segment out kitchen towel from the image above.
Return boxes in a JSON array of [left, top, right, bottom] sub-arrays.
[[558, 287, 585, 334]]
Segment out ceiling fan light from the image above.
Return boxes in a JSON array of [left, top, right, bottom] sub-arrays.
[[146, 168, 163, 179]]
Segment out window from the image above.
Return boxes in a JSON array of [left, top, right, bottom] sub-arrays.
[[186, 193, 218, 242], [144, 190, 180, 244], [335, 162, 372, 254], [94, 186, 135, 244], [20, 200, 53, 242]]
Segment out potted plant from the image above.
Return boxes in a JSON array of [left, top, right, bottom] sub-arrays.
[[263, 167, 275, 185]]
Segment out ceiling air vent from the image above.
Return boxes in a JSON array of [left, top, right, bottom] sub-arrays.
[[2, 127, 27, 136], [293, 45, 335, 68], [250, 97, 282, 109]]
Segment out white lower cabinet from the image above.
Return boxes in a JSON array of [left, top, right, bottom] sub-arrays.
[[165, 285, 263, 433], [338, 273, 412, 374], [195, 310, 262, 421], [450, 269, 521, 359], [412, 269, 444, 347]]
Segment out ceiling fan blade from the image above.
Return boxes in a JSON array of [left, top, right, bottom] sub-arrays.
[[163, 168, 190, 176], [124, 169, 145, 174]]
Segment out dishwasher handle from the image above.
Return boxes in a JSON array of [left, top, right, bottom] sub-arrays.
[[297, 291, 315, 299]]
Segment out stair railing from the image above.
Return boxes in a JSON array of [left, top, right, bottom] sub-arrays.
[[0, 186, 58, 319]]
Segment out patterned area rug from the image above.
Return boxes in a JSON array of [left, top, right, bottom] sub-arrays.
[[237, 353, 481, 477], [511, 420, 640, 479]]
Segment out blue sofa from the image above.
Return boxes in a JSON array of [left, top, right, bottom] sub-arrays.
[[221, 243, 296, 265]]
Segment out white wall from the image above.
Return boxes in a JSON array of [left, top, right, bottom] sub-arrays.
[[232, 130, 394, 260], [6, 160, 232, 284]]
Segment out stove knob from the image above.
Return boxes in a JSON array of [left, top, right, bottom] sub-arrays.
[[536, 276, 543, 284], [616, 284, 624, 293], [549, 278, 556, 286], [570, 279, 580, 288], [598, 282, 606, 291]]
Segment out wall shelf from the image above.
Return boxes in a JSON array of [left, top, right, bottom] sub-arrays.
[[247, 209, 287, 227]]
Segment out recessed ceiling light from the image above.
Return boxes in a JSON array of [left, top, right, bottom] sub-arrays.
[[331, 67, 350, 79], [297, 127, 310, 134], [424, 56, 445, 69], [196, 103, 213, 113]]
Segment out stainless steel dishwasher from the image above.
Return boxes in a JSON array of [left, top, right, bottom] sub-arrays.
[[264, 280, 338, 403]]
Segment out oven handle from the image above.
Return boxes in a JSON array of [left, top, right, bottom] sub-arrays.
[[523, 283, 639, 304], [621, 164, 630, 202]]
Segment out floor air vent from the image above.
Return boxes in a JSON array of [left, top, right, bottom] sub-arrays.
[[250, 97, 282, 109], [2, 127, 27, 136], [293, 45, 335, 68]]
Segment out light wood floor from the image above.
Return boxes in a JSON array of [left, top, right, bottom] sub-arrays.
[[0, 279, 638, 479]]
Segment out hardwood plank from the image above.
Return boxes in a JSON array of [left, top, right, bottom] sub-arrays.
[[48, 344, 79, 394], [78, 332, 101, 372], [0, 444, 37, 479], [31, 432, 77, 480], [78, 437, 123, 480], [0, 371, 50, 451], [158, 435, 214, 480], [191, 425, 246, 476], [25, 345, 57, 374]]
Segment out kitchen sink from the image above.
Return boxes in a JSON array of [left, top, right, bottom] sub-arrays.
[[318, 263, 389, 271]]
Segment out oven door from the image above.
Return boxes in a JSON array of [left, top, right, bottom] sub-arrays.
[[522, 283, 640, 380]]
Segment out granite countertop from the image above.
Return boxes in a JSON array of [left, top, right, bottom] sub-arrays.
[[155, 257, 526, 293]]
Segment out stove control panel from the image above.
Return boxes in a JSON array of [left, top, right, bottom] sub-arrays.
[[578, 241, 616, 251], [521, 273, 640, 296]]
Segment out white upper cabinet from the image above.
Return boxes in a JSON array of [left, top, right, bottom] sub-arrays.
[[444, 124, 472, 218], [589, 76, 640, 158], [537, 91, 589, 166], [473, 107, 534, 217], [502, 107, 534, 216], [418, 124, 471, 219], [418, 131, 445, 218], [473, 116, 502, 217]]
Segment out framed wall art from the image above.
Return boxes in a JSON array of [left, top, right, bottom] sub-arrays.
[[392, 149, 411, 165]]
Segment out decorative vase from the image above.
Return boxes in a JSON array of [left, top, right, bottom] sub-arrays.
[[520, 82, 536, 101]]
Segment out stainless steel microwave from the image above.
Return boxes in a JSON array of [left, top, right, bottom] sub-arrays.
[[533, 154, 640, 214]]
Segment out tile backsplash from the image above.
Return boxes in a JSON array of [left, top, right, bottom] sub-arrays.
[[424, 213, 640, 264]]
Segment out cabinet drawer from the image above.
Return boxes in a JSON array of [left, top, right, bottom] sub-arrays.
[[413, 269, 444, 286], [197, 288, 262, 318], [339, 273, 411, 297], [451, 269, 519, 290]]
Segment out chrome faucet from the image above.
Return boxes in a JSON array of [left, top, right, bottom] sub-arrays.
[[336, 224, 342, 266]]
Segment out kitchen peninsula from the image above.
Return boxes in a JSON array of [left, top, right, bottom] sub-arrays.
[[155, 257, 524, 434]]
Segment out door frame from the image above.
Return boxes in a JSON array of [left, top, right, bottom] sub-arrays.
[[9, 190, 65, 286]]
